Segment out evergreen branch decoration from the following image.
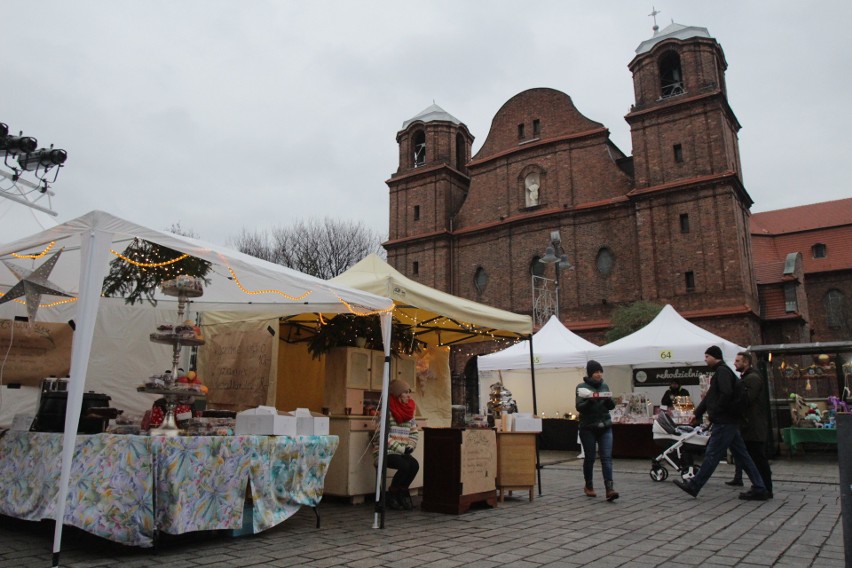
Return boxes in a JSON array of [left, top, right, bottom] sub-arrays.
[[101, 238, 212, 306], [307, 313, 422, 359]]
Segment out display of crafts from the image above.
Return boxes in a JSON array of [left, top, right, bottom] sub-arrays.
[[143, 369, 208, 394], [163, 274, 204, 294], [150, 320, 204, 342], [612, 393, 655, 423]]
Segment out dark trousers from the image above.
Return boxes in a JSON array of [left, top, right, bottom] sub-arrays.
[[733, 440, 773, 493], [690, 423, 765, 493], [386, 453, 419, 490]]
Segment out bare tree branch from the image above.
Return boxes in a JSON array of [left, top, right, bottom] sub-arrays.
[[227, 218, 385, 279]]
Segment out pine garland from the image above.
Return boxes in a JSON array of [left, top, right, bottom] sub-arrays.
[[101, 238, 212, 306], [307, 314, 422, 359]]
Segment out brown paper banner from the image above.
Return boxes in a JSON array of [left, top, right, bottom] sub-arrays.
[[0, 319, 73, 386], [197, 316, 275, 411]]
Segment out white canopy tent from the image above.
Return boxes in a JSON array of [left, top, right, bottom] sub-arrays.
[[477, 315, 597, 417], [592, 304, 745, 402], [0, 210, 396, 565]]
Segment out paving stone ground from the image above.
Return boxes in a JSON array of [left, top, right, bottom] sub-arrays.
[[0, 451, 844, 567]]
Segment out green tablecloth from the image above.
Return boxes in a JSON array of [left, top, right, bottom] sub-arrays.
[[781, 427, 837, 454]]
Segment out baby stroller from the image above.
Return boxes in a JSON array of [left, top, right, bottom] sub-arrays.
[[649, 411, 710, 482]]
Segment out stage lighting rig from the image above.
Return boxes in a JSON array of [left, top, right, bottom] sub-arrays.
[[0, 121, 67, 216]]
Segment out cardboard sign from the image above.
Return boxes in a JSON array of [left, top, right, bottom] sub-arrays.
[[0, 319, 72, 386], [197, 316, 275, 411]]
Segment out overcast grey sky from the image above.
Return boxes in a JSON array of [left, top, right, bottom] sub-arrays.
[[2, 1, 850, 246]]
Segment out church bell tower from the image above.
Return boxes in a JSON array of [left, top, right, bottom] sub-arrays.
[[385, 104, 473, 290]]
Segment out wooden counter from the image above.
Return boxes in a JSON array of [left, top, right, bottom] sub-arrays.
[[421, 427, 497, 514]]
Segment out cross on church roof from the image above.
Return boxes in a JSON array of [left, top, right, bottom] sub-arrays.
[[649, 6, 661, 33]]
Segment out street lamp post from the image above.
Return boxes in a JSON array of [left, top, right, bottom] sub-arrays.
[[537, 230, 573, 322]]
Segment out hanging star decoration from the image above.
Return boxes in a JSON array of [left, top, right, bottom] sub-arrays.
[[0, 247, 74, 324]]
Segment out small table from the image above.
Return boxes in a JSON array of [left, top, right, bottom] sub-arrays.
[[781, 427, 837, 456]]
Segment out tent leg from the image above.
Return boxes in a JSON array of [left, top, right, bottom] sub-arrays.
[[536, 436, 543, 495]]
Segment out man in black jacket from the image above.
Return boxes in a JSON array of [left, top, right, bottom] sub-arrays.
[[726, 351, 774, 497], [673, 346, 769, 500]]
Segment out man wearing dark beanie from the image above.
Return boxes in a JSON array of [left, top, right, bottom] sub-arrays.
[[673, 346, 769, 500]]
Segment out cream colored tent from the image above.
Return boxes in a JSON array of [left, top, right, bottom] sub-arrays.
[[324, 253, 533, 422], [329, 254, 532, 345]]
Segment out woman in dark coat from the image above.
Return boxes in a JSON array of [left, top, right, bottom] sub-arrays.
[[575, 360, 619, 501]]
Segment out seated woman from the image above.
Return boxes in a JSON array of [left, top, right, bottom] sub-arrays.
[[373, 379, 420, 510]]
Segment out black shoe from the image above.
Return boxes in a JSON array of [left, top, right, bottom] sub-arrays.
[[386, 492, 403, 510], [400, 490, 414, 511], [739, 489, 770, 501], [725, 479, 744, 486], [673, 479, 699, 498]]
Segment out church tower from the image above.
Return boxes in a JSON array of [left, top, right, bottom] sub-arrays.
[[625, 23, 761, 337], [385, 104, 473, 290]]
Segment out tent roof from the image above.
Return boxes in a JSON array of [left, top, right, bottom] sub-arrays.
[[593, 304, 744, 367], [478, 315, 596, 371], [0, 210, 394, 316], [327, 254, 532, 345]]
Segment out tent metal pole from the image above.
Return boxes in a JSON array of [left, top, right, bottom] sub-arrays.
[[528, 334, 542, 494]]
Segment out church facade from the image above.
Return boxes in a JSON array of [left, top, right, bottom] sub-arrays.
[[383, 23, 817, 350]]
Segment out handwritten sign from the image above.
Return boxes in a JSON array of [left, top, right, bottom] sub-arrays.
[[197, 316, 275, 410], [460, 429, 496, 495], [0, 319, 72, 386]]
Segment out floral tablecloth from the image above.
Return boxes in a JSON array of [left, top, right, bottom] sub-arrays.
[[0, 431, 338, 547]]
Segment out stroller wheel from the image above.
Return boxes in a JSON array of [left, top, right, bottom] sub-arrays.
[[650, 465, 668, 482]]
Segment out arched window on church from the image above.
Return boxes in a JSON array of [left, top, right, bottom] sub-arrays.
[[455, 132, 466, 170], [530, 256, 545, 278], [596, 247, 614, 276], [474, 266, 488, 295], [825, 289, 846, 329], [659, 51, 685, 99], [413, 130, 426, 167]]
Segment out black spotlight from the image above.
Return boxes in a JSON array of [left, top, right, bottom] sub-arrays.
[[0, 123, 8, 138], [0, 133, 38, 157], [18, 147, 68, 171]]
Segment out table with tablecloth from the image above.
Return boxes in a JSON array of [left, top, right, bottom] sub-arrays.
[[0, 431, 338, 547], [781, 427, 837, 455]]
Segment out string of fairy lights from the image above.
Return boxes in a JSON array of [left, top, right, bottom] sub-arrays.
[[2, 240, 395, 317], [3, 239, 527, 355]]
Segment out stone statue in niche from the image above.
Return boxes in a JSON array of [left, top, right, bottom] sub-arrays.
[[525, 173, 540, 207]]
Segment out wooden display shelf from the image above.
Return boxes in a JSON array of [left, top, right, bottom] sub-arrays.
[[496, 431, 537, 502]]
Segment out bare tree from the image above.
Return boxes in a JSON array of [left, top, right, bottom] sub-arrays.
[[228, 218, 386, 279]]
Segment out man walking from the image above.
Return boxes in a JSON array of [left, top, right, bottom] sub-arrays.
[[673, 346, 769, 500], [726, 351, 774, 498]]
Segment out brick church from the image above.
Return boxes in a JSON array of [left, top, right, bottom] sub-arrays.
[[384, 22, 852, 352]]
